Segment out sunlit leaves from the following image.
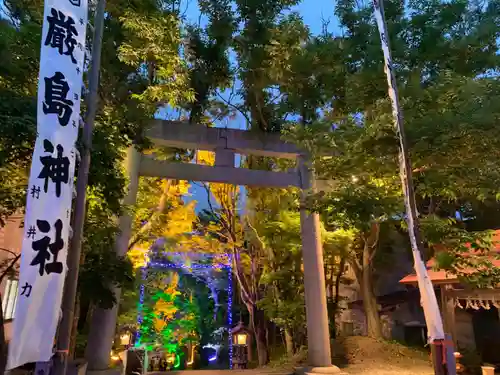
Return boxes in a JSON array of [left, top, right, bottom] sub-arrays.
[[138, 270, 201, 352], [118, 10, 194, 111]]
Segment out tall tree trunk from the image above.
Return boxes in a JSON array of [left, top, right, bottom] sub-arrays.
[[361, 241, 383, 339], [271, 281, 294, 356], [334, 258, 346, 310], [248, 303, 268, 366], [69, 293, 80, 358], [284, 328, 294, 358], [329, 257, 347, 339], [254, 310, 268, 366], [327, 264, 335, 304], [360, 267, 382, 339], [350, 227, 383, 340], [85, 303, 94, 331], [127, 180, 171, 251]]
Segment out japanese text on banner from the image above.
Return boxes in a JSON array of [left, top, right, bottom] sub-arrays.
[[7, 0, 88, 369]]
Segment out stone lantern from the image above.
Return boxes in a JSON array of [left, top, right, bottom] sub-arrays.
[[120, 332, 132, 347], [231, 322, 250, 369]]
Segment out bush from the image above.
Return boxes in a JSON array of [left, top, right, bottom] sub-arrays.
[[458, 347, 482, 375]]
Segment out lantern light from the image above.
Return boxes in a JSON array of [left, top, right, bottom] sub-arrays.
[[236, 333, 247, 345], [120, 333, 131, 346], [110, 351, 120, 361]]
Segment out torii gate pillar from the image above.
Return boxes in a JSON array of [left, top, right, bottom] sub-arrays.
[[85, 146, 141, 370], [84, 122, 343, 374], [298, 157, 338, 371]]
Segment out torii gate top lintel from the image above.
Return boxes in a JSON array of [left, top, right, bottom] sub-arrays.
[[137, 120, 308, 188], [138, 120, 336, 190], [147, 120, 302, 159]]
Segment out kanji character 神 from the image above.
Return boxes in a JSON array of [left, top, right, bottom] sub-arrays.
[[38, 139, 70, 198], [44, 8, 78, 63], [43, 71, 74, 126], [30, 219, 64, 277]]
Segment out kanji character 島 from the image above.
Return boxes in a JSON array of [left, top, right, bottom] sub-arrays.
[[43, 72, 74, 126]]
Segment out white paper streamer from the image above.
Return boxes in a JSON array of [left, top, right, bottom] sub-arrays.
[[371, 0, 445, 341]]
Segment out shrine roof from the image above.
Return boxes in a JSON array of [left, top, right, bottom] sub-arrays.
[[400, 230, 500, 285]]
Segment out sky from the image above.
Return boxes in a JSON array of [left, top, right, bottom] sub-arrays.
[[182, 0, 340, 211], [291, 0, 340, 34], [181, 0, 339, 35]]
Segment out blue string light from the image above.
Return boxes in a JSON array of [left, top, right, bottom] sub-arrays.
[[137, 253, 233, 369], [147, 262, 231, 270], [135, 267, 147, 345], [227, 253, 233, 369]]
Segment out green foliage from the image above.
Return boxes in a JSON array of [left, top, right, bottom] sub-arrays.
[[117, 286, 140, 330], [0, 16, 38, 225], [255, 209, 306, 333], [420, 215, 500, 288], [248, 186, 347, 346], [79, 196, 134, 308], [285, 0, 500, 289], [334, 0, 500, 112], [137, 270, 201, 353], [118, 9, 194, 112], [0, 0, 195, 313], [184, 0, 236, 123], [234, 0, 302, 131]]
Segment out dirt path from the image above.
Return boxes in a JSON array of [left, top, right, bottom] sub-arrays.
[[330, 336, 434, 375], [150, 337, 436, 375], [152, 364, 434, 374]]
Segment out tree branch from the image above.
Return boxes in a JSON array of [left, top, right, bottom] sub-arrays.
[[216, 91, 251, 125], [0, 248, 18, 258], [128, 180, 172, 251], [334, 257, 347, 308], [232, 248, 253, 305], [348, 257, 362, 284], [368, 222, 381, 263], [0, 254, 20, 286], [246, 217, 266, 251], [203, 183, 233, 236]]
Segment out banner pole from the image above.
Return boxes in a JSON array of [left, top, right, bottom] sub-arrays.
[[53, 1, 106, 374], [369, 1, 449, 374]]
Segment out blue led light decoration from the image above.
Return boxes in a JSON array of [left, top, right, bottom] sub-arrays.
[[137, 253, 233, 369], [135, 266, 147, 344], [227, 254, 233, 369]]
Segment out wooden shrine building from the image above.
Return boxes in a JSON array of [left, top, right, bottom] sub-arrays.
[[400, 231, 500, 366]]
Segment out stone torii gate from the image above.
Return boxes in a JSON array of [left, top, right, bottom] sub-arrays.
[[85, 121, 342, 374]]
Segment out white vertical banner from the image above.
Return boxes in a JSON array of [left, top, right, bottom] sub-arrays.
[[371, 0, 445, 342], [7, 0, 88, 369]]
